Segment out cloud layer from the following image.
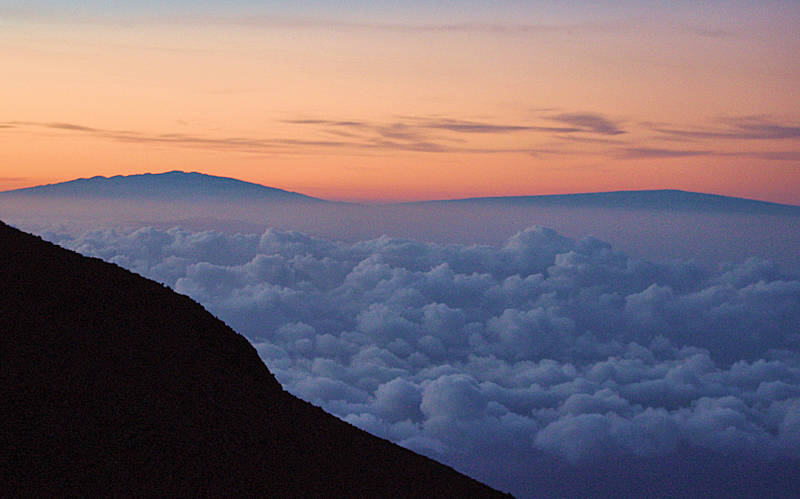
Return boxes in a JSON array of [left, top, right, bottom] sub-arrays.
[[8, 114, 798, 167], [41, 225, 800, 495]]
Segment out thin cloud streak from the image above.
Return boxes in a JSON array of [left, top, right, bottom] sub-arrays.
[[285, 114, 617, 139], [4, 111, 628, 164], [547, 113, 626, 136], [420, 119, 578, 134], [654, 117, 800, 141], [2, 120, 546, 157], [618, 147, 710, 159], [45, 122, 102, 132], [284, 117, 579, 135], [740, 151, 800, 162], [7, 115, 799, 164], [616, 147, 800, 162], [283, 119, 368, 128]]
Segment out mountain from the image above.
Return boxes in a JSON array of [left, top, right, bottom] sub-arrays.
[[405, 190, 800, 215], [0, 171, 328, 203], [7, 173, 796, 216], [0, 221, 507, 496]]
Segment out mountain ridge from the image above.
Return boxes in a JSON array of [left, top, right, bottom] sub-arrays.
[[0, 170, 329, 203], [400, 189, 800, 215], [3, 172, 797, 214], [0, 220, 507, 496]]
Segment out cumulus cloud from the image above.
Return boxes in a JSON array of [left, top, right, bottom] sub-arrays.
[[40, 224, 800, 495]]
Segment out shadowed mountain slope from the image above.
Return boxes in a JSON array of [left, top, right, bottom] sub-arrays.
[[406, 189, 800, 215], [0, 221, 506, 497], [0, 171, 328, 203]]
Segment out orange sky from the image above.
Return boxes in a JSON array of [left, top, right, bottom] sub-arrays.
[[1, 2, 799, 203]]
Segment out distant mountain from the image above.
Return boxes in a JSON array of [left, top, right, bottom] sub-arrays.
[[406, 190, 800, 215], [0, 171, 328, 203], [0, 221, 506, 496]]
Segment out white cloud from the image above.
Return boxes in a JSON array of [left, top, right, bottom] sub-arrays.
[[40, 224, 800, 496]]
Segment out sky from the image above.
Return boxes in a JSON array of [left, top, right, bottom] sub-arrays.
[[1, 1, 799, 202]]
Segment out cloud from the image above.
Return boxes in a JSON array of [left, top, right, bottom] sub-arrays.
[[44, 122, 100, 132], [2, 119, 546, 156], [418, 119, 578, 134], [21, 113, 796, 163], [33, 222, 800, 496], [653, 116, 800, 141], [738, 151, 800, 162], [547, 112, 625, 135], [277, 113, 627, 156], [611, 145, 799, 162], [618, 147, 710, 159], [4, 120, 293, 153], [285, 116, 581, 136], [283, 119, 368, 128]]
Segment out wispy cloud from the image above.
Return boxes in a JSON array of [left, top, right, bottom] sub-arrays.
[[547, 112, 626, 135], [615, 146, 800, 162], [45, 122, 102, 132], [284, 117, 577, 135], [741, 151, 800, 161], [553, 134, 626, 145], [10, 115, 794, 163], [280, 114, 628, 155], [653, 117, 800, 141], [283, 119, 368, 128], [2, 121, 334, 154], [616, 145, 800, 162], [418, 118, 578, 134], [617, 147, 710, 159], [2, 120, 548, 156], [285, 114, 620, 140]]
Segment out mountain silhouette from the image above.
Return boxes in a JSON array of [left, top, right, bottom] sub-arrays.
[[405, 189, 800, 215], [6, 173, 798, 216], [0, 171, 328, 203], [0, 221, 506, 496]]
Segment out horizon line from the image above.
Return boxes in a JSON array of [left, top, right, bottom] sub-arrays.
[[3, 170, 799, 208]]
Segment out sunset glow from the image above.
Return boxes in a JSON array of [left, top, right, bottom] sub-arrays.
[[2, 1, 799, 203]]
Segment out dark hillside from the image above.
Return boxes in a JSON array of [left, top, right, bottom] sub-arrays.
[[0, 221, 506, 497]]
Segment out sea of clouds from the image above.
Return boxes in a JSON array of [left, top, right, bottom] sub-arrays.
[[38, 224, 800, 494]]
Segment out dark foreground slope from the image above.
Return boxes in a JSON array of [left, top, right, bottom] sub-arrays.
[[0, 221, 506, 497]]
